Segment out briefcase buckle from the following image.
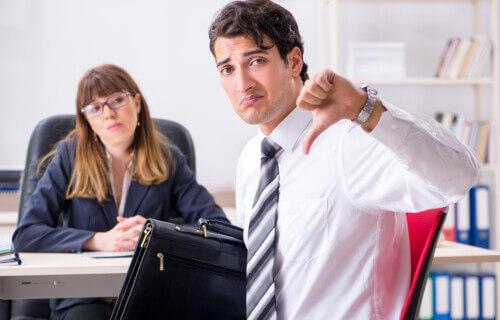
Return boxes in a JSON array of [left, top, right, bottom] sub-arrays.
[[174, 225, 205, 237], [141, 224, 153, 248]]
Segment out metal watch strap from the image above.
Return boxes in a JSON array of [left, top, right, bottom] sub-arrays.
[[354, 85, 378, 125]]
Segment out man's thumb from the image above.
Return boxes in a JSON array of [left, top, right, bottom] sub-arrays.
[[302, 124, 323, 155]]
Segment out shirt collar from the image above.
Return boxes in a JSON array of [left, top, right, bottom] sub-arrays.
[[105, 150, 135, 169], [258, 107, 313, 153]]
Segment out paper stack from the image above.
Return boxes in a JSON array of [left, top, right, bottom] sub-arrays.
[[0, 240, 21, 266], [347, 41, 406, 79]]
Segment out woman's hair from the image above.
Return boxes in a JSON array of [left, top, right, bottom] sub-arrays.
[[41, 64, 172, 202]]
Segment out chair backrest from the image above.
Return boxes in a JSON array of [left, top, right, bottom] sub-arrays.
[[400, 207, 448, 320], [18, 114, 196, 224]]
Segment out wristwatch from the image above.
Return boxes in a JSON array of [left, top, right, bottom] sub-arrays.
[[354, 85, 378, 125]]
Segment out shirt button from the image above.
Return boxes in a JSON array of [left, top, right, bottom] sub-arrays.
[[391, 124, 398, 130]]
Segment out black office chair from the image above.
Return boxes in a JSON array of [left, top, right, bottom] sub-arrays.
[[8, 114, 196, 320]]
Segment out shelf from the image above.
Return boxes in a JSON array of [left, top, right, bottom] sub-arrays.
[[351, 78, 495, 86], [481, 164, 497, 172], [0, 211, 17, 225], [433, 241, 500, 264]]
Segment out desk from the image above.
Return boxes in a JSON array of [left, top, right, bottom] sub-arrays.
[[0, 253, 130, 299], [1, 242, 500, 299], [433, 240, 500, 264]]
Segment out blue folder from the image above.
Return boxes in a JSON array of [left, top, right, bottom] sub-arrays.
[[464, 274, 480, 320], [479, 274, 496, 320], [433, 272, 451, 320], [450, 274, 465, 320], [456, 193, 471, 245], [469, 185, 491, 249]]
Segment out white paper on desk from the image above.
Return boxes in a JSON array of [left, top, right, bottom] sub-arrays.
[[80, 251, 134, 259]]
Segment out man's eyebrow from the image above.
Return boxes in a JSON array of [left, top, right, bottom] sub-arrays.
[[216, 49, 269, 68], [216, 58, 230, 68], [242, 49, 269, 57]]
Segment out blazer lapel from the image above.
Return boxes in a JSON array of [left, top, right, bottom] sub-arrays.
[[100, 196, 118, 228], [123, 180, 151, 218]]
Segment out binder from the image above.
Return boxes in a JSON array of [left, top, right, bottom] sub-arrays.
[[452, 114, 466, 141], [442, 203, 457, 241], [475, 122, 490, 164], [456, 193, 471, 245], [469, 185, 491, 249], [433, 273, 451, 319], [469, 122, 480, 151], [438, 37, 460, 78], [465, 274, 480, 320], [0, 170, 22, 191], [450, 274, 465, 320], [447, 38, 472, 78], [419, 275, 434, 320], [479, 274, 496, 320]]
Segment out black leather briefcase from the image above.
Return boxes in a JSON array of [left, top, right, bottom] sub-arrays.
[[111, 218, 246, 320]]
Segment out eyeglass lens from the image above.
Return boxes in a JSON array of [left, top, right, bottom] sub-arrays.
[[83, 92, 129, 119]]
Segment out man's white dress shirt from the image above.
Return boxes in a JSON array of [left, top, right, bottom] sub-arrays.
[[235, 101, 480, 319]]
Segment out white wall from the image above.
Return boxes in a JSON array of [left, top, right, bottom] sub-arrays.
[[0, 0, 496, 188]]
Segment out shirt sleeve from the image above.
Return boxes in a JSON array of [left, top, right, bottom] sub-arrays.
[[340, 100, 480, 213], [170, 147, 230, 224], [12, 141, 95, 252]]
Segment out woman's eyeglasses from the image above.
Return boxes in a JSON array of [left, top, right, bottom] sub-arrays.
[[81, 92, 130, 119]]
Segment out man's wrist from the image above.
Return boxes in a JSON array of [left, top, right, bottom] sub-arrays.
[[361, 99, 386, 132], [354, 85, 377, 125], [352, 87, 367, 120]]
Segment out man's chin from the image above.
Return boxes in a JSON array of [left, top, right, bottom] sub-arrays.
[[239, 114, 262, 125]]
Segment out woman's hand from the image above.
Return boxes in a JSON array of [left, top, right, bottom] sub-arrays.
[[82, 215, 147, 252], [114, 215, 147, 251]]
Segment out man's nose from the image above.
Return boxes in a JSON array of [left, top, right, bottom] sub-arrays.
[[236, 70, 256, 93]]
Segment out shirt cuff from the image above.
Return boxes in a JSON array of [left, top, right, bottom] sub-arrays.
[[369, 100, 413, 151]]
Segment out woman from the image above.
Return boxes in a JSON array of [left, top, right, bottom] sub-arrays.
[[12, 64, 228, 319]]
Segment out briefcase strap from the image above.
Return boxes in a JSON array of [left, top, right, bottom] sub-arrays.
[[198, 218, 243, 241]]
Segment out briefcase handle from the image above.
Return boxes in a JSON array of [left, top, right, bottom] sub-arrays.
[[198, 218, 244, 241]]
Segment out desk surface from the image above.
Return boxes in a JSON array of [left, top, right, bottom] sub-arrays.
[[433, 240, 500, 264], [0, 253, 130, 276], [0, 242, 498, 299], [0, 253, 130, 299], [0, 241, 495, 275]]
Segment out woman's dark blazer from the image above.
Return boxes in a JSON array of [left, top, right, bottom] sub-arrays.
[[12, 138, 228, 311]]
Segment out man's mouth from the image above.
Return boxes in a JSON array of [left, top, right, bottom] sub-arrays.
[[241, 94, 263, 106]]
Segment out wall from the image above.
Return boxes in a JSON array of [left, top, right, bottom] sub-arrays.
[[0, 0, 496, 188]]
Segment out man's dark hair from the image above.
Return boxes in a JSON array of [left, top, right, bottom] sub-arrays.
[[209, 0, 309, 83]]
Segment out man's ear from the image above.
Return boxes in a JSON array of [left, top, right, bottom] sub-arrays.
[[288, 47, 303, 78]]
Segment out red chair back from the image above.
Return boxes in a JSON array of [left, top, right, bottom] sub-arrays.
[[400, 207, 447, 320]]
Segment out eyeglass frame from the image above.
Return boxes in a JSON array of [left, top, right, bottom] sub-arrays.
[[80, 91, 132, 119]]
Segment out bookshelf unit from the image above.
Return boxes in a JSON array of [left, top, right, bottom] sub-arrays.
[[320, 0, 500, 316]]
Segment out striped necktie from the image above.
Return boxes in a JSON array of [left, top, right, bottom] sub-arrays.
[[246, 137, 283, 320]]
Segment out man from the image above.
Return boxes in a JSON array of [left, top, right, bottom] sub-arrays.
[[209, 0, 480, 318]]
